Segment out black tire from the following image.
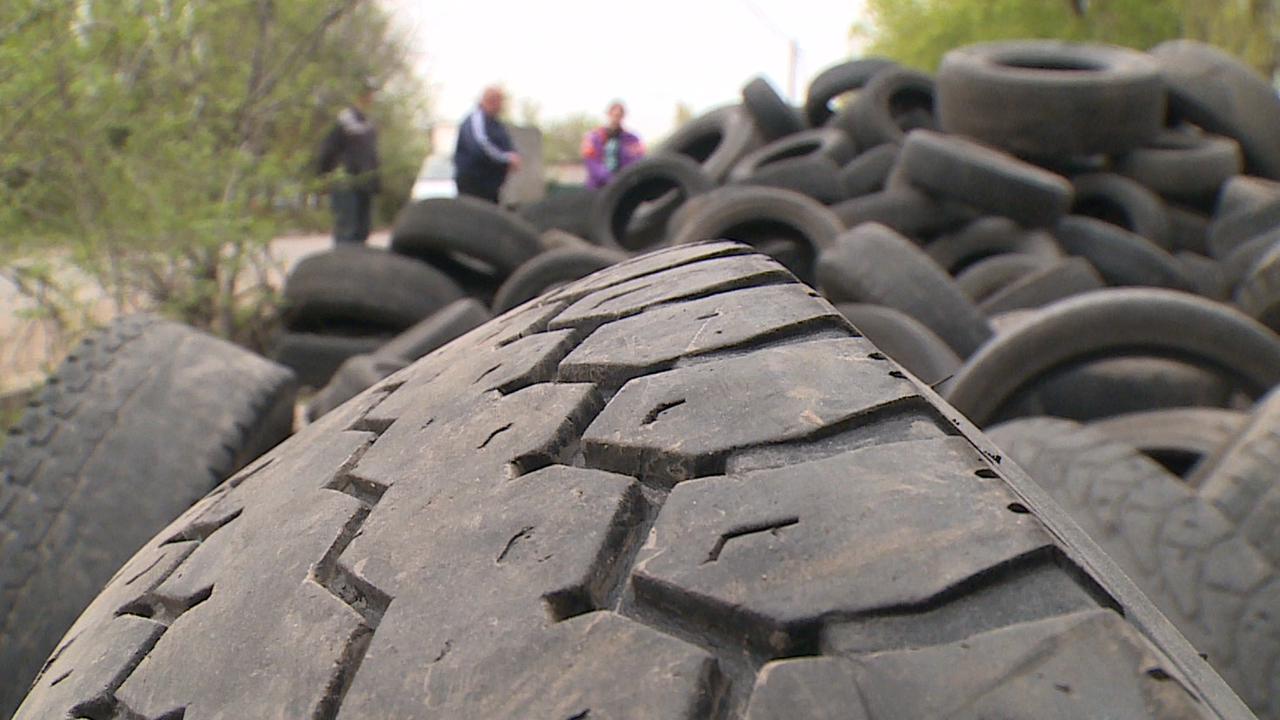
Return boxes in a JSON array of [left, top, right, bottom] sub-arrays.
[[741, 76, 806, 141], [390, 196, 543, 277], [1217, 175, 1280, 219], [588, 153, 714, 251], [832, 302, 962, 385], [377, 297, 493, 362], [0, 315, 296, 717], [1150, 39, 1280, 180], [270, 331, 391, 388], [1207, 195, 1280, 260], [727, 129, 855, 205], [307, 299, 495, 421], [999, 356, 1235, 424], [540, 228, 594, 251], [516, 188, 599, 239], [954, 253, 1057, 302], [1070, 173, 1173, 249], [656, 104, 764, 183], [282, 246, 464, 333], [937, 40, 1164, 158], [987, 417, 1280, 718], [928, 217, 1063, 275], [831, 187, 977, 240], [1236, 240, 1280, 334], [1087, 407, 1248, 482], [14, 243, 1254, 720], [978, 256, 1105, 315], [838, 142, 900, 199], [1221, 228, 1280, 291], [1114, 128, 1244, 203], [492, 245, 629, 314], [897, 129, 1074, 229], [730, 156, 848, 205], [816, 223, 994, 357], [729, 128, 857, 175], [668, 185, 844, 285], [830, 66, 936, 150], [1175, 251, 1229, 301], [1191, 386, 1280, 566], [803, 57, 898, 127], [1166, 203, 1212, 255], [305, 353, 409, 423], [1052, 215, 1197, 292], [944, 287, 1280, 427]]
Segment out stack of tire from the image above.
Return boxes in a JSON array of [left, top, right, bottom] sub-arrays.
[[367, 38, 1280, 718], [24, 35, 1280, 719]]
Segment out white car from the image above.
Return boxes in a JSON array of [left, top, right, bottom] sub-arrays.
[[410, 155, 457, 200]]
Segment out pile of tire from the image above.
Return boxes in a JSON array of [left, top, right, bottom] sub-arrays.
[[14, 37, 1280, 720]]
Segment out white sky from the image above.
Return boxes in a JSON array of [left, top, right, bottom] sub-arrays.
[[378, 0, 870, 143]]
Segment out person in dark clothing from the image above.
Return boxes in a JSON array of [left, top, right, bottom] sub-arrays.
[[454, 86, 522, 203], [316, 81, 380, 244]]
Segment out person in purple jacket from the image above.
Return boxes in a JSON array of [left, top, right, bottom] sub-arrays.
[[580, 100, 644, 189]]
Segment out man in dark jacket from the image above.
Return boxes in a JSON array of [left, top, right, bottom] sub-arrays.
[[316, 81, 380, 244], [454, 86, 522, 203]]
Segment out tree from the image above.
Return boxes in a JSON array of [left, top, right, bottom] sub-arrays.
[[0, 0, 428, 356], [857, 0, 1182, 71], [858, 0, 1280, 79], [539, 112, 597, 165], [674, 101, 695, 127]]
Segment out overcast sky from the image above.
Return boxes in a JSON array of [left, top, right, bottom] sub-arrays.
[[378, 0, 870, 143]]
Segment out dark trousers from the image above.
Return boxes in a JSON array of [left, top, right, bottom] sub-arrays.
[[455, 175, 502, 204], [332, 187, 372, 244]]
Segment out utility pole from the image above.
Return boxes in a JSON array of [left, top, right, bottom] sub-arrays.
[[739, 0, 800, 102]]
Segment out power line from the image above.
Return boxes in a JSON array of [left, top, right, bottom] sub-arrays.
[[733, 0, 800, 101]]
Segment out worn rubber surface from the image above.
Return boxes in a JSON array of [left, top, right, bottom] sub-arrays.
[[928, 217, 1063, 275], [897, 129, 1074, 229], [1087, 408, 1247, 482], [988, 417, 1280, 718], [803, 56, 897, 127], [955, 253, 1056, 302], [1193, 385, 1280, 530], [1070, 173, 1173, 249], [1053, 215, 1197, 292], [945, 287, 1280, 427], [1114, 129, 1243, 204], [282, 246, 464, 333], [938, 40, 1163, 158], [492, 245, 629, 314], [14, 244, 1253, 720], [390, 196, 543, 277], [977, 256, 1105, 315], [656, 104, 764, 183], [0, 315, 297, 717], [830, 66, 936, 151], [270, 331, 392, 388], [817, 223, 993, 357], [1151, 40, 1280, 181], [833, 302, 962, 386], [588, 153, 713, 251], [741, 76, 806, 142]]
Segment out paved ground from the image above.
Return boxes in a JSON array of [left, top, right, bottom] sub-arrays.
[[0, 231, 390, 395]]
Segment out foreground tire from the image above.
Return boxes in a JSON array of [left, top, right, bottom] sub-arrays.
[[13, 245, 1253, 720], [0, 315, 297, 717]]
